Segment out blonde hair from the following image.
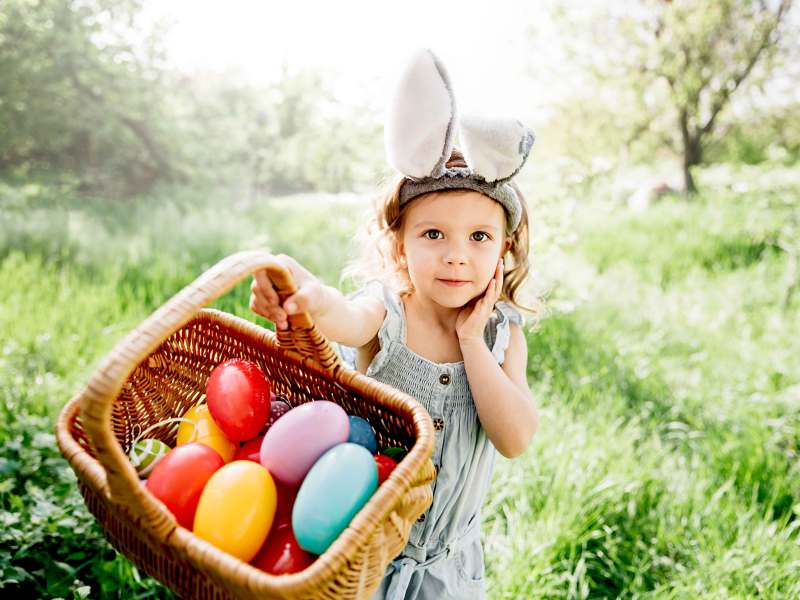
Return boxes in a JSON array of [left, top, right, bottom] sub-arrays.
[[341, 148, 542, 320]]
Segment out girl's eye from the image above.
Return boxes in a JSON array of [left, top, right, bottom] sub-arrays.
[[423, 230, 443, 240], [471, 231, 491, 242]]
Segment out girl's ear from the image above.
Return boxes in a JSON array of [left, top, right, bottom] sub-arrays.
[[395, 239, 406, 265]]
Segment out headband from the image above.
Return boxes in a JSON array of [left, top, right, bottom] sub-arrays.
[[384, 49, 535, 231]]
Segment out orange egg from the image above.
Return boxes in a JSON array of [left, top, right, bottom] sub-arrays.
[[177, 404, 236, 462]]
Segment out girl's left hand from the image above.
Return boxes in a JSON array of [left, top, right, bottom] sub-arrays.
[[456, 259, 503, 345]]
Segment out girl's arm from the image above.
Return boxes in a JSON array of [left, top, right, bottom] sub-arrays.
[[456, 260, 538, 458], [250, 254, 385, 348], [460, 323, 538, 459]]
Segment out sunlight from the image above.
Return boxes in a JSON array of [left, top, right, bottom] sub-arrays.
[[146, 0, 555, 119]]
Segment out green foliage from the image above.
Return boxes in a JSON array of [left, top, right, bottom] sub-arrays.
[[0, 1, 385, 197], [705, 104, 800, 165], [0, 0, 180, 195], [574, 164, 800, 289], [2, 163, 799, 596], [486, 164, 800, 597], [0, 403, 174, 598], [184, 69, 385, 196]]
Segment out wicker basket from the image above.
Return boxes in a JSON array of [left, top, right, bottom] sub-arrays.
[[55, 250, 435, 599]]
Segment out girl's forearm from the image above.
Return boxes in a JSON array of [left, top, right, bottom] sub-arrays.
[[460, 339, 537, 458]]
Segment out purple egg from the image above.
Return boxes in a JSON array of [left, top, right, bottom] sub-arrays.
[[264, 399, 291, 432]]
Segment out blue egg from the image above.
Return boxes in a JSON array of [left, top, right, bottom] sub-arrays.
[[292, 442, 378, 555], [347, 415, 377, 454]]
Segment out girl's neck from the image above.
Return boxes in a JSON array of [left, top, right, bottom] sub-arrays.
[[402, 291, 461, 335]]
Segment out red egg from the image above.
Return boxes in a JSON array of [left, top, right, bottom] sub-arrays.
[[274, 480, 299, 527], [252, 522, 316, 575], [206, 359, 271, 441], [145, 443, 224, 529], [375, 454, 398, 486], [233, 435, 264, 462]]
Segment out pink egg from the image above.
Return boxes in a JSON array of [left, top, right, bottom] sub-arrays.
[[260, 400, 349, 486]]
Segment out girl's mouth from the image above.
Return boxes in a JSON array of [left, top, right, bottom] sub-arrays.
[[437, 279, 470, 287]]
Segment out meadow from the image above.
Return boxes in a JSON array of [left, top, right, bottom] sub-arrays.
[[1, 163, 798, 598]]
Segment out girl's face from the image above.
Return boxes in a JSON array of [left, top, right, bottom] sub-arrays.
[[399, 190, 509, 308]]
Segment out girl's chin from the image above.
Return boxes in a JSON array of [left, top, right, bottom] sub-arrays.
[[431, 288, 477, 307]]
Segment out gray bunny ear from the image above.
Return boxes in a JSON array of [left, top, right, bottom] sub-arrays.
[[459, 115, 535, 183], [384, 49, 457, 180]]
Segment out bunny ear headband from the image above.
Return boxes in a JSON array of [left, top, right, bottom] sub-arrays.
[[384, 48, 535, 232]]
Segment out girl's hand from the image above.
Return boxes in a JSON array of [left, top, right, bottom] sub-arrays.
[[455, 259, 504, 345], [249, 254, 329, 330]]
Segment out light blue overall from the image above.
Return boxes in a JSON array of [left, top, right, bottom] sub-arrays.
[[338, 280, 523, 600]]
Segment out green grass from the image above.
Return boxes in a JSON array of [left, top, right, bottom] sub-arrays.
[[1, 164, 799, 597]]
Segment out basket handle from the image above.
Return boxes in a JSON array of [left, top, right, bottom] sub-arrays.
[[78, 250, 342, 539]]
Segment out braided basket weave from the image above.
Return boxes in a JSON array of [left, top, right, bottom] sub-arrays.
[[55, 251, 435, 599]]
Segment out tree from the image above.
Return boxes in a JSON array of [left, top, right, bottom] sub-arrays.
[[649, 0, 794, 193], [540, 0, 798, 193], [0, 0, 180, 195]]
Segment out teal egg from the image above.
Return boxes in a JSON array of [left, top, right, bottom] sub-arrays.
[[292, 443, 378, 555]]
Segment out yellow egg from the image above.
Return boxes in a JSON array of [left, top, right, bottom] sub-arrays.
[[177, 404, 236, 462], [193, 460, 277, 562]]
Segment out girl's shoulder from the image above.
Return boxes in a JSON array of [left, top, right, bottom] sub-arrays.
[[485, 301, 525, 365], [346, 278, 398, 309], [493, 301, 524, 327], [337, 279, 400, 371], [345, 278, 403, 338]]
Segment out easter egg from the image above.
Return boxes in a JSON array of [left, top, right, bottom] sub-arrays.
[[264, 399, 291, 432], [233, 435, 264, 463], [177, 404, 237, 462], [347, 415, 377, 454], [129, 438, 171, 477], [260, 400, 349, 486], [292, 443, 378, 555], [374, 454, 398, 486], [382, 447, 407, 461], [145, 443, 224, 529], [206, 359, 271, 441], [193, 460, 277, 562], [252, 522, 316, 575], [273, 480, 299, 527]]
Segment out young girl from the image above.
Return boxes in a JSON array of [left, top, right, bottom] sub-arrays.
[[249, 49, 539, 599]]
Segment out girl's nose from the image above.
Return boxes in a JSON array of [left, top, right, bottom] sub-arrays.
[[444, 247, 468, 265]]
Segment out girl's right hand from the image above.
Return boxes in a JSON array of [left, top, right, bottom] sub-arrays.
[[249, 254, 329, 330]]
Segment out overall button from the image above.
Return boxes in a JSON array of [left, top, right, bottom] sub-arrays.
[[433, 418, 444, 431], [439, 373, 451, 385], [417, 512, 426, 522]]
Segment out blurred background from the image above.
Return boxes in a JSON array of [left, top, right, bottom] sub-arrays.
[[2, 0, 799, 597]]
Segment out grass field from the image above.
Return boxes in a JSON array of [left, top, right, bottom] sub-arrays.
[[1, 164, 798, 598]]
